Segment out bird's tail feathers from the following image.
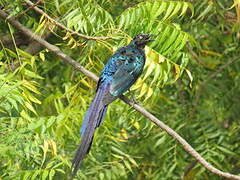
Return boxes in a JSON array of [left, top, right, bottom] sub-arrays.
[[71, 85, 109, 177]]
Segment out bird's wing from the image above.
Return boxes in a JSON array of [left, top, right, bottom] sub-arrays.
[[109, 62, 140, 97]]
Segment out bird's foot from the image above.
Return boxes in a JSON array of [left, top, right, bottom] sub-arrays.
[[128, 90, 138, 104]]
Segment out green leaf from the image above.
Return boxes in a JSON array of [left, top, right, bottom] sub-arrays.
[[23, 171, 31, 180], [49, 169, 55, 180], [31, 170, 40, 180], [41, 170, 49, 180], [25, 101, 37, 115], [123, 160, 132, 173], [39, 52, 45, 61]]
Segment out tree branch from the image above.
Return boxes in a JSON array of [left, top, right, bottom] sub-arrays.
[[24, 0, 111, 41], [194, 56, 240, 110], [3, 19, 53, 71], [14, 0, 42, 19], [0, 9, 239, 180], [0, 32, 30, 47]]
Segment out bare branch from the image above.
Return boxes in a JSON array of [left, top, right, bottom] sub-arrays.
[[0, 32, 30, 47], [14, 0, 42, 19], [3, 21, 53, 71], [24, 0, 111, 41], [199, 57, 240, 91], [0, 9, 239, 180], [186, 44, 206, 66], [194, 56, 240, 111]]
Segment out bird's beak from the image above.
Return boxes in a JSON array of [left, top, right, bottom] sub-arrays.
[[146, 34, 156, 43]]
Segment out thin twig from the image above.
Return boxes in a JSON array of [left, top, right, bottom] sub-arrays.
[[0, 9, 240, 180], [0, 32, 29, 47], [5, 20, 53, 71], [14, 0, 42, 19], [194, 56, 240, 109], [199, 57, 240, 90], [24, 0, 111, 41], [186, 45, 206, 66]]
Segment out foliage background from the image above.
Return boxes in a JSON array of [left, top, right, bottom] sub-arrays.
[[0, 0, 240, 179]]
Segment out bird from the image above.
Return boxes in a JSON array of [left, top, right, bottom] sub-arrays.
[[71, 33, 154, 177]]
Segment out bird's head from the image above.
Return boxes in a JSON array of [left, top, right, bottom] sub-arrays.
[[130, 34, 155, 49]]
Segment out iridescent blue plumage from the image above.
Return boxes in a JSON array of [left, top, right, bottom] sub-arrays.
[[71, 34, 154, 176]]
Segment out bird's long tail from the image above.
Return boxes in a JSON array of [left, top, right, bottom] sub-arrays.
[[71, 85, 108, 177]]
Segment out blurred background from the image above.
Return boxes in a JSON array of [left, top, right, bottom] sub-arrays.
[[0, 0, 239, 179]]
